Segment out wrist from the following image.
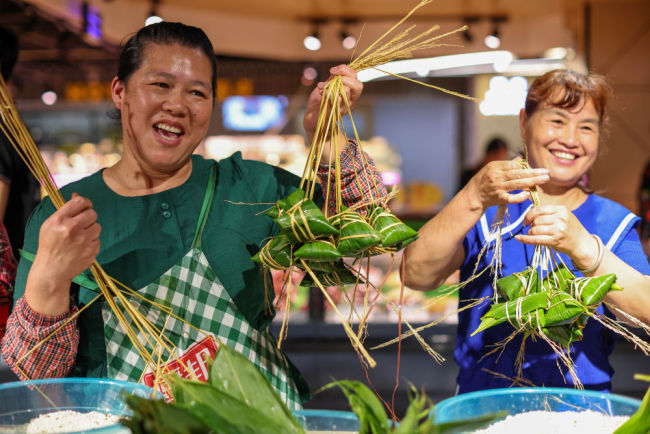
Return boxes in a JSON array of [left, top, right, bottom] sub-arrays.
[[25, 259, 73, 316], [571, 234, 604, 274], [458, 181, 485, 216]]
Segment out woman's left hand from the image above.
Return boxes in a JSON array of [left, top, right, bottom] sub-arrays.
[[515, 205, 599, 268], [303, 64, 363, 143]]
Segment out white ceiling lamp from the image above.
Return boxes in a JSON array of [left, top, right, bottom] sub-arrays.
[[484, 18, 503, 49], [304, 21, 322, 51], [341, 32, 356, 50], [145, 0, 163, 26], [340, 19, 357, 50]]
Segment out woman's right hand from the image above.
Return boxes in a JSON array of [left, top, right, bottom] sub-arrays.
[[465, 159, 550, 211], [25, 193, 101, 315]]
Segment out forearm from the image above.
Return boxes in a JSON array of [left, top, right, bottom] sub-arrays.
[[24, 258, 74, 316], [1, 297, 79, 380], [403, 186, 485, 290], [595, 252, 650, 326]]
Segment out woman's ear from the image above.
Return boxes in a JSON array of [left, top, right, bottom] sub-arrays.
[[518, 108, 528, 140], [111, 77, 124, 110]]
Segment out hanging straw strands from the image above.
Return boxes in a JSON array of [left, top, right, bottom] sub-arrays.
[[376, 153, 650, 388], [255, 0, 474, 371], [0, 74, 207, 394], [483, 158, 649, 387], [469, 159, 650, 387]]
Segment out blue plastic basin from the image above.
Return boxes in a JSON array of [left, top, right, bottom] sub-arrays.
[[433, 387, 641, 426], [0, 378, 156, 433], [293, 409, 360, 432]]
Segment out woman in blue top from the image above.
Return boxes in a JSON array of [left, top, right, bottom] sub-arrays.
[[403, 69, 650, 394]]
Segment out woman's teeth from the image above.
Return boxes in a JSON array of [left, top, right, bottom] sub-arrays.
[[552, 151, 576, 161], [155, 123, 182, 136]]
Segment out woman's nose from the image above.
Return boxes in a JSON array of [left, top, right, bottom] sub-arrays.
[[559, 126, 579, 147], [162, 90, 187, 116]]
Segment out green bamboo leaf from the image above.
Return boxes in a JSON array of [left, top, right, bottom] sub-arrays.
[[368, 206, 419, 248], [577, 274, 617, 306], [614, 381, 650, 434], [543, 292, 586, 327], [299, 259, 336, 273], [207, 344, 302, 433], [300, 262, 363, 287], [496, 270, 528, 300], [320, 380, 390, 434], [122, 394, 212, 434], [394, 387, 435, 434], [332, 208, 381, 256], [472, 292, 549, 336], [275, 191, 339, 242], [551, 263, 575, 292], [294, 239, 342, 261], [251, 234, 293, 269], [172, 380, 301, 434], [541, 325, 583, 349]]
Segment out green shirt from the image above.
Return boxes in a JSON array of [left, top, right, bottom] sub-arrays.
[[16, 153, 308, 378]]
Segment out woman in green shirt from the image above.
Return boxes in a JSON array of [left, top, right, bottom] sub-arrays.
[[1, 22, 385, 409]]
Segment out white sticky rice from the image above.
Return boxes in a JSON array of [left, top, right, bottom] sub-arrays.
[[473, 410, 629, 433], [25, 410, 120, 433]]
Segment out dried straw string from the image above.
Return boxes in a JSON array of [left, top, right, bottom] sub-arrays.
[[0, 74, 206, 391], [283, 0, 475, 368]]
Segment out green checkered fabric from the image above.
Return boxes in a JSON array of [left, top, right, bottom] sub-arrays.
[[102, 247, 303, 410]]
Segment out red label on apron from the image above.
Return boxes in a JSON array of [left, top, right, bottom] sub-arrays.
[[142, 336, 218, 399]]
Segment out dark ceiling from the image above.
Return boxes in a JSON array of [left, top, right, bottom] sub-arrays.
[[1, 0, 120, 99]]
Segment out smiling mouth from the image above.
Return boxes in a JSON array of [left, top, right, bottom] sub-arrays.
[[154, 123, 184, 140], [551, 150, 577, 161]]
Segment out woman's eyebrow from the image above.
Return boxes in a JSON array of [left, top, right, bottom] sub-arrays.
[[145, 71, 210, 89]]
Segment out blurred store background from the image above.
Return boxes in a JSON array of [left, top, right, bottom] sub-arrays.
[[1, 0, 649, 413]]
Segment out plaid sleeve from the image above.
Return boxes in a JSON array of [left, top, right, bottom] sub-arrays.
[[0, 223, 16, 341], [1, 297, 79, 380], [316, 141, 388, 217]]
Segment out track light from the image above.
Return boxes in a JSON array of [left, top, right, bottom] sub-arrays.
[[304, 31, 321, 51], [462, 28, 473, 43], [145, 0, 162, 26], [304, 21, 322, 51], [484, 21, 501, 49], [340, 31, 356, 50]]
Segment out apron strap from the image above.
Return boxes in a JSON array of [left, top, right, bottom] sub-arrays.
[[191, 163, 218, 249]]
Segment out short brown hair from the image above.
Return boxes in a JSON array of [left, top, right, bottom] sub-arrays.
[[524, 69, 612, 125]]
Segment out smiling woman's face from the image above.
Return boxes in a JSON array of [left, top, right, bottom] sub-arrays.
[[111, 42, 214, 174], [521, 96, 600, 191]]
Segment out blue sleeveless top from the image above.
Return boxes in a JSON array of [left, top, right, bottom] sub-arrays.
[[457, 194, 650, 394]]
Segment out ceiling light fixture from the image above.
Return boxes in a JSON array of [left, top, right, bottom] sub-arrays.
[[340, 19, 357, 50], [304, 32, 321, 51], [304, 20, 325, 51], [484, 19, 501, 49], [341, 31, 356, 50], [462, 28, 473, 43], [145, 0, 163, 26]]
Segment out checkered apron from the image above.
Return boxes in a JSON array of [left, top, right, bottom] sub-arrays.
[[101, 164, 303, 410]]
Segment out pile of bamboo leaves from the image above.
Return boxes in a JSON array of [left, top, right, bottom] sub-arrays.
[[122, 343, 505, 434]]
